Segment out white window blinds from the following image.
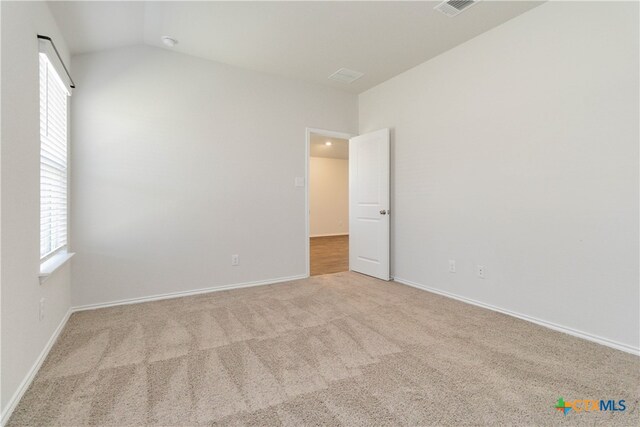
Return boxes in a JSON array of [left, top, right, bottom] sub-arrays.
[[40, 53, 69, 259]]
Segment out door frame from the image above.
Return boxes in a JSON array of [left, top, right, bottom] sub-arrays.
[[305, 127, 354, 277]]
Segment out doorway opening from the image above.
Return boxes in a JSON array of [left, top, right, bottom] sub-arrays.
[[305, 128, 352, 276]]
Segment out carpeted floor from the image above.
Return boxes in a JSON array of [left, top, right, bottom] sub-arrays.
[[8, 272, 639, 426]]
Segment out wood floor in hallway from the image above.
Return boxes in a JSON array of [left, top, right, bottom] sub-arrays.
[[310, 235, 349, 276]]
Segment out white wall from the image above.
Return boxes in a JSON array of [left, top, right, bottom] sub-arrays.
[[0, 1, 73, 417], [359, 1, 639, 351], [71, 45, 357, 307], [309, 156, 349, 237]]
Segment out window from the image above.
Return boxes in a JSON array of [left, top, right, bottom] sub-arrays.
[[40, 53, 69, 260]]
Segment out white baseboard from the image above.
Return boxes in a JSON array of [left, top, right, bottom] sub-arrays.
[[1, 308, 72, 427], [393, 277, 640, 356], [72, 274, 308, 312], [310, 233, 348, 238]]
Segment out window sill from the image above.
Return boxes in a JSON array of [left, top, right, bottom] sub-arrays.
[[39, 252, 75, 284]]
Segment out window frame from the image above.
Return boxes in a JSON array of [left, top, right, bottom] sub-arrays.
[[39, 52, 70, 264]]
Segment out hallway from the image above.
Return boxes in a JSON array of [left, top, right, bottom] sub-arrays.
[[310, 235, 349, 276]]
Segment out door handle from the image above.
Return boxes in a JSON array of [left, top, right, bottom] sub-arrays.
[[380, 210, 387, 215]]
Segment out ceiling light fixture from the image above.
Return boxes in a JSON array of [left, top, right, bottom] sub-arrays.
[[325, 141, 332, 146], [161, 36, 178, 47]]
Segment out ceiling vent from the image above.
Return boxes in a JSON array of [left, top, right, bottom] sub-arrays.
[[328, 68, 364, 84], [434, 0, 480, 17]]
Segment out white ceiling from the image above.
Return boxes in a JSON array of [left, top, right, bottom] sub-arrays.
[[48, 1, 543, 94], [48, 1, 146, 54], [310, 134, 349, 160]]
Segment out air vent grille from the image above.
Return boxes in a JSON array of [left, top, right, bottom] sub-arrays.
[[328, 68, 364, 84], [435, 0, 479, 17]]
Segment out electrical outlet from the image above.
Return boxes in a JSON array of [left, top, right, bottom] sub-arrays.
[[39, 298, 45, 321], [477, 265, 485, 279], [448, 259, 456, 273], [231, 254, 239, 266]]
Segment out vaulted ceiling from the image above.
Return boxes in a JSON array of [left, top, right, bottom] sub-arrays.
[[48, 1, 543, 93]]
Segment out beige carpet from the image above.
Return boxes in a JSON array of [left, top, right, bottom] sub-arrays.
[[8, 272, 639, 426]]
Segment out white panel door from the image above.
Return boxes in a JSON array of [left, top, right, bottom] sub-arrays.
[[349, 128, 390, 280]]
